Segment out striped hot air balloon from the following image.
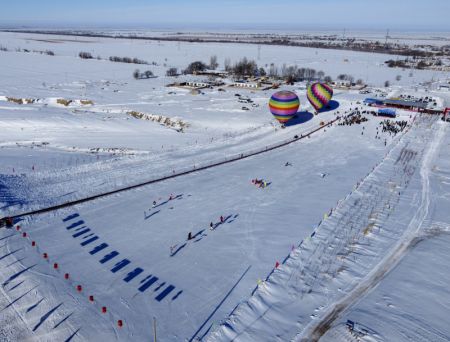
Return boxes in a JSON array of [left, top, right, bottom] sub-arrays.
[[307, 83, 333, 112], [269, 91, 300, 124]]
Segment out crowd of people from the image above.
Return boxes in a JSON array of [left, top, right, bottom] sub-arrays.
[[379, 120, 408, 136], [337, 110, 369, 126]]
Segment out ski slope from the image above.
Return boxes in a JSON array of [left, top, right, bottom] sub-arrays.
[[0, 111, 417, 341], [322, 119, 450, 342], [206, 115, 447, 341]]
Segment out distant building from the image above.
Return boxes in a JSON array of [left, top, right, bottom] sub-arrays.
[[332, 81, 351, 88], [185, 81, 210, 89], [365, 97, 444, 114], [166, 81, 210, 89], [382, 99, 428, 111], [230, 81, 262, 89]]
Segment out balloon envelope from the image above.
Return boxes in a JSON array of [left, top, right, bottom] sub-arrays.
[[307, 83, 333, 112], [269, 91, 300, 124]]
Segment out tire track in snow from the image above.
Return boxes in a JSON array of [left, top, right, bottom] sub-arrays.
[[299, 118, 446, 342], [204, 115, 431, 341]]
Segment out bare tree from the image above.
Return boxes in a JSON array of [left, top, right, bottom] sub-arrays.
[[417, 60, 428, 69], [268, 63, 279, 78], [304, 68, 316, 82], [166, 67, 178, 77], [324, 75, 333, 83], [224, 58, 232, 71], [282, 65, 299, 83], [184, 61, 208, 74], [232, 57, 258, 78], [79, 51, 93, 59], [281, 64, 287, 78], [209, 55, 219, 70], [144, 70, 154, 78], [317, 71, 325, 81], [297, 68, 306, 81]]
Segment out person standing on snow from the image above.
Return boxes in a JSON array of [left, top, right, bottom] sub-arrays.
[[220, 216, 224, 223], [209, 222, 214, 230]]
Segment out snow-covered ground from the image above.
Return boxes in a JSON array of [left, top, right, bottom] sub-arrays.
[[321, 121, 450, 342], [206, 113, 448, 341], [0, 32, 449, 341], [0, 31, 446, 90]]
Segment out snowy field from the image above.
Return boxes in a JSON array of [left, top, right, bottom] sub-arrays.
[[321, 124, 450, 342], [0, 31, 449, 341]]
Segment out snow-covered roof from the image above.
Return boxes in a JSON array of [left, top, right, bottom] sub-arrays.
[[383, 99, 428, 109]]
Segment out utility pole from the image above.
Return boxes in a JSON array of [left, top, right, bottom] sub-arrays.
[[384, 29, 390, 47], [153, 317, 157, 342], [257, 45, 261, 61]]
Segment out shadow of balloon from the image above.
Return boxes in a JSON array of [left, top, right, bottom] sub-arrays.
[[318, 100, 340, 113], [285, 111, 314, 127]]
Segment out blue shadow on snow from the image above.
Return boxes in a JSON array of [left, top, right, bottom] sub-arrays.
[[284, 111, 314, 127], [318, 100, 340, 113]]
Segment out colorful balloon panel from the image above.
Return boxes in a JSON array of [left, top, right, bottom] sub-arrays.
[[269, 91, 300, 123], [307, 83, 333, 112]]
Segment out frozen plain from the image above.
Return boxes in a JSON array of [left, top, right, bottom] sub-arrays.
[[0, 31, 449, 341]]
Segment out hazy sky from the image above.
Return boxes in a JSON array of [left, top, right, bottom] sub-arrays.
[[1, 0, 449, 31]]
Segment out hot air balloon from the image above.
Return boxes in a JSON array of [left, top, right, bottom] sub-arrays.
[[307, 83, 333, 113], [269, 91, 300, 124]]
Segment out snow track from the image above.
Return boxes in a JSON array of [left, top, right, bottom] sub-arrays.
[[300, 115, 445, 341], [308, 114, 444, 341], [206, 115, 444, 342]]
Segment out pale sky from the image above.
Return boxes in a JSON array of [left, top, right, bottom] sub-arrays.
[[1, 0, 449, 31]]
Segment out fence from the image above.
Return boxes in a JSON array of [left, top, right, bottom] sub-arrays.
[[4, 116, 342, 222]]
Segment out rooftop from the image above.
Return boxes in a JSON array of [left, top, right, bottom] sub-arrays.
[[383, 99, 428, 109]]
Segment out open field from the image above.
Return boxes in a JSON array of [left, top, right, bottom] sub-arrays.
[[0, 31, 449, 341]]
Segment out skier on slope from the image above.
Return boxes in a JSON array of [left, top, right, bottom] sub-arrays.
[[152, 200, 157, 208], [209, 222, 214, 230], [220, 216, 224, 223]]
